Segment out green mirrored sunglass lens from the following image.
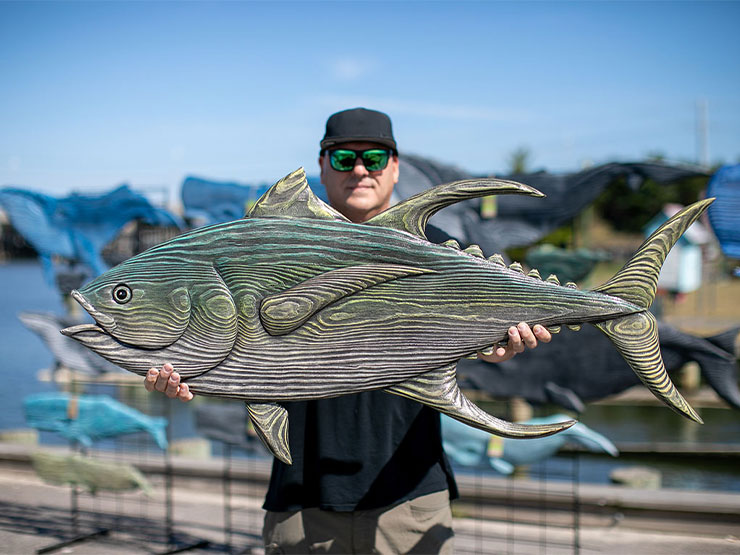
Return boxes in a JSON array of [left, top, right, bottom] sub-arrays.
[[362, 150, 389, 170], [331, 150, 357, 170]]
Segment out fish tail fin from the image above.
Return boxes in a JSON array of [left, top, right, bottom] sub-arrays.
[[593, 198, 713, 308], [150, 417, 169, 450], [591, 199, 713, 424], [595, 313, 701, 423]]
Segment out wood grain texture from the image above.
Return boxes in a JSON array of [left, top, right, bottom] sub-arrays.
[[62, 168, 712, 461]]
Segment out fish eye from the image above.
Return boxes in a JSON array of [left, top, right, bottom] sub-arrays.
[[112, 284, 132, 304]]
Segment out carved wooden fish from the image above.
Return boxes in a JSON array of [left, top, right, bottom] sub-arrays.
[[61, 168, 711, 464]]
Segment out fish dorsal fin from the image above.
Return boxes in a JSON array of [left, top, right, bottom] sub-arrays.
[[245, 167, 350, 222], [260, 264, 435, 336], [366, 177, 544, 239], [246, 402, 291, 464]]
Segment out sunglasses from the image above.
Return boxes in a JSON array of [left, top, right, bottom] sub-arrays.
[[328, 148, 392, 172]]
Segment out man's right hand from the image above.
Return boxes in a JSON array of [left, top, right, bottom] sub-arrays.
[[144, 363, 194, 402]]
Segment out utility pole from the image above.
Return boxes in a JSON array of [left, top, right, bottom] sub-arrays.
[[696, 98, 709, 168]]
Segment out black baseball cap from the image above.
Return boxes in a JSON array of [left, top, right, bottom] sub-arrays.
[[320, 108, 397, 152]]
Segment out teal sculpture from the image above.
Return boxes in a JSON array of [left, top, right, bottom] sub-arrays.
[[62, 168, 711, 464], [31, 451, 153, 495], [24, 393, 168, 449], [441, 414, 618, 474]]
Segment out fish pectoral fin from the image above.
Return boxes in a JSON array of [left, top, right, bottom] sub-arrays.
[[386, 363, 576, 439], [245, 168, 350, 222], [260, 264, 435, 336], [246, 403, 291, 465]]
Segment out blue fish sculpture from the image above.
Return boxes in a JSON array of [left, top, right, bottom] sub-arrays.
[[62, 169, 711, 464], [23, 393, 168, 449], [441, 414, 618, 475]]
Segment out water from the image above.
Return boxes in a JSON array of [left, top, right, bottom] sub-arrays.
[[1, 261, 738, 490], [0, 261, 65, 431], [0, 260, 227, 452]]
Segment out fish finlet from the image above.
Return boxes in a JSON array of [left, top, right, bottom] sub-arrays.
[[479, 346, 495, 356], [463, 245, 484, 258], [546, 274, 560, 285], [488, 253, 505, 266], [442, 239, 461, 250], [547, 325, 561, 334], [566, 282, 578, 289], [567, 324, 582, 331], [528, 268, 542, 280], [509, 262, 524, 274]]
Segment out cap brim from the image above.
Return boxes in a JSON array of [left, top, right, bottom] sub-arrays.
[[321, 136, 397, 151]]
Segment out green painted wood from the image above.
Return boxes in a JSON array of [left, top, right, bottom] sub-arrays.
[[61, 168, 713, 463]]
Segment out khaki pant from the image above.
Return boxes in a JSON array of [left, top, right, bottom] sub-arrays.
[[263, 490, 454, 554]]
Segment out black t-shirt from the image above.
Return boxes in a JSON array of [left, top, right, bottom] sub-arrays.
[[262, 224, 460, 512]]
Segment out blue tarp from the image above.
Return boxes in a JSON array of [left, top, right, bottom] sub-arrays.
[[706, 164, 740, 259], [0, 185, 183, 284], [182, 174, 328, 226]]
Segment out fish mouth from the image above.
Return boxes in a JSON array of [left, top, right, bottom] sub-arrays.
[[69, 290, 116, 329], [60, 323, 106, 337]]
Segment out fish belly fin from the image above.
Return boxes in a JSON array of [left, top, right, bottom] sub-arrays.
[[245, 167, 350, 222], [246, 402, 291, 465], [260, 264, 435, 336], [149, 417, 169, 450], [386, 363, 576, 439], [588, 199, 714, 423], [595, 312, 703, 423], [366, 177, 543, 239]]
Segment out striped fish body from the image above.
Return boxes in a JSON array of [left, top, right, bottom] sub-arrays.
[[63, 168, 712, 464], [62, 216, 635, 399]]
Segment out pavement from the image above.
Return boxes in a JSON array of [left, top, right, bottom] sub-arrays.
[[1, 446, 739, 554]]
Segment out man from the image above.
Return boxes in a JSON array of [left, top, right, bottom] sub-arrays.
[[147, 108, 550, 553]]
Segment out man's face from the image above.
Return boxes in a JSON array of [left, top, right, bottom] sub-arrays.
[[319, 141, 399, 224]]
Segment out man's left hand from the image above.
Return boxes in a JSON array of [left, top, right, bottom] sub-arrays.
[[478, 322, 551, 363]]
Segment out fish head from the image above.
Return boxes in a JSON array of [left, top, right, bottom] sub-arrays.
[[61, 257, 239, 377], [68, 264, 193, 349]]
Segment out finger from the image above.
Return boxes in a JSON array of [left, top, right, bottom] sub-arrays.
[[518, 322, 537, 349], [154, 364, 173, 393], [508, 326, 524, 353], [533, 324, 551, 343], [178, 383, 194, 402], [164, 371, 180, 398], [144, 368, 159, 392]]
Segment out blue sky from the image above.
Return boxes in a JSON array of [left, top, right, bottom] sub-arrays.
[[1, 1, 738, 204]]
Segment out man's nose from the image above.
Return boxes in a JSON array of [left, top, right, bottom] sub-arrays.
[[352, 156, 369, 176]]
